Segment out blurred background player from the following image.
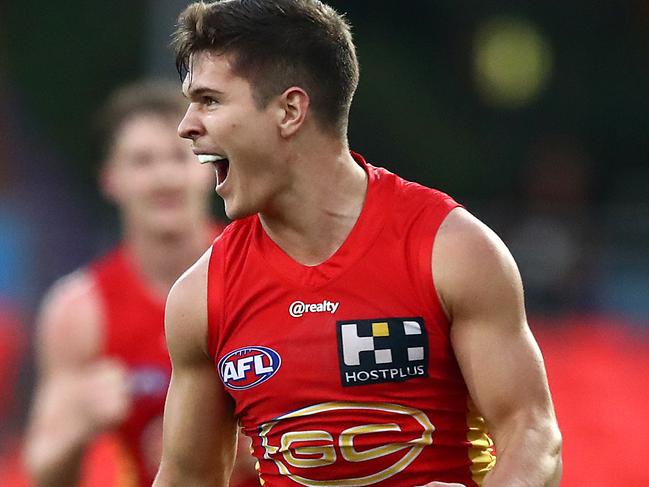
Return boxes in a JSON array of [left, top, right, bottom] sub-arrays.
[[2, 2, 648, 486], [24, 80, 257, 487]]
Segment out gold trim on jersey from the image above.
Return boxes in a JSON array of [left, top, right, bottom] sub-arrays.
[[258, 401, 434, 487], [466, 398, 496, 485]]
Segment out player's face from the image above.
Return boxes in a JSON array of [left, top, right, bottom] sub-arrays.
[[102, 113, 214, 236], [178, 51, 287, 220]]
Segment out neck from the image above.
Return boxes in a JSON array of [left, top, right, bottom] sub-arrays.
[[259, 140, 368, 266], [122, 220, 213, 298]]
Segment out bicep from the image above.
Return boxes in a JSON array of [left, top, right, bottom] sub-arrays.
[[434, 209, 555, 432], [160, 356, 237, 484], [34, 271, 103, 376], [30, 272, 103, 411], [451, 309, 553, 432], [157, 249, 237, 486]]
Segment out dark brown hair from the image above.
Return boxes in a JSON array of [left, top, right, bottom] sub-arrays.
[[172, 0, 359, 134], [96, 79, 188, 158]]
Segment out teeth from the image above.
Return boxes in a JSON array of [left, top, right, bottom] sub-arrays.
[[197, 154, 226, 164]]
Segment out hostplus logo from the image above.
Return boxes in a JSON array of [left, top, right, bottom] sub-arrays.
[[336, 317, 428, 386]]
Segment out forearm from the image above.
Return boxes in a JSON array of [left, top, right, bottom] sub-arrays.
[[153, 411, 235, 487], [153, 462, 227, 487], [25, 392, 94, 487], [25, 430, 87, 487], [153, 371, 236, 487], [483, 416, 562, 487]]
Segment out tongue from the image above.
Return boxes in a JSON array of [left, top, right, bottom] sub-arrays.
[[216, 160, 229, 185]]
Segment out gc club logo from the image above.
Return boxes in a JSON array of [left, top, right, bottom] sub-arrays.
[[258, 401, 435, 486], [218, 346, 281, 390]]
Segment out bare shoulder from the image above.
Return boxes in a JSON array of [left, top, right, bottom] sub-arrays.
[[432, 207, 524, 324], [36, 269, 104, 373], [165, 247, 213, 364]]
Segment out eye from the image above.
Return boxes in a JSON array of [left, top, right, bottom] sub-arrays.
[[203, 96, 218, 107]]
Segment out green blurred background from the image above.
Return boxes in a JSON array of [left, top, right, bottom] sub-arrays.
[[2, 1, 647, 318], [1, 1, 648, 485]]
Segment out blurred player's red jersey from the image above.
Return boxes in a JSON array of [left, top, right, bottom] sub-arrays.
[[90, 247, 172, 485], [207, 154, 495, 486]]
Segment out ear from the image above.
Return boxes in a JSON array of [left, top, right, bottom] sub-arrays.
[[99, 160, 120, 204], [277, 87, 310, 138]]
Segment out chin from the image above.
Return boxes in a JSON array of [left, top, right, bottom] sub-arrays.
[[223, 201, 256, 221], [224, 207, 245, 221], [146, 213, 189, 237], [221, 196, 237, 220]]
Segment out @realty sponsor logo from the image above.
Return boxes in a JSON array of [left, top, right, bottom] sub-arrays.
[[289, 299, 340, 318]]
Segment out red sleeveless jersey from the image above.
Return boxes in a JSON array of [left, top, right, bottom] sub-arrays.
[[207, 154, 496, 486], [91, 247, 171, 486]]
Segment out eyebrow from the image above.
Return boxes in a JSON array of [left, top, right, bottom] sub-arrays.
[[184, 86, 225, 100]]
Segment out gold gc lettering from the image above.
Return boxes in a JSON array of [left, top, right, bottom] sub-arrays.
[[259, 402, 435, 487]]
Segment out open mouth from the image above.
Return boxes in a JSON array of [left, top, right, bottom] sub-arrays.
[[197, 154, 230, 186]]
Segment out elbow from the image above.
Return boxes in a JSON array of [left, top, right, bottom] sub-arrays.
[[152, 464, 178, 487], [22, 435, 83, 487], [23, 441, 55, 487], [492, 412, 564, 486], [152, 460, 185, 487], [23, 436, 48, 482], [526, 419, 564, 487], [546, 420, 562, 462], [546, 424, 563, 486]]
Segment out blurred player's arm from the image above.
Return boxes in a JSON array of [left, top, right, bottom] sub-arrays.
[[434, 208, 562, 487], [154, 249, 238, 487], [24, 271, 131, 487]]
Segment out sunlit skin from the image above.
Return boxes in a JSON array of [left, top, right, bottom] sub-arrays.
[[178, 51, 290, 221], [158, 44, 559, 487], [103, 113, 215, 239], [178, 51, 367, 266]]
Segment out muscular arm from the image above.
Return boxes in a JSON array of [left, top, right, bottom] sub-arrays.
[[434, 208, 562, 487], [24, 271, 131, 487], [153, 249, 238, 487]]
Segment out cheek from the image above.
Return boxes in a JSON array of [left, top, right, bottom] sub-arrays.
[[114, 169, 157, 204], [186, 163, 216, 191]]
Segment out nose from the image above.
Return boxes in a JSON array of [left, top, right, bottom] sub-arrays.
[[178, 104, 204, 141]]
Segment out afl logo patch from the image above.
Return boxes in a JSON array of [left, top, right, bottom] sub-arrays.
[[218, 346, 281, 390]]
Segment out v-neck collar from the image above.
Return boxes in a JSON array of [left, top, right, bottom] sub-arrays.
[[254, 153, 393, 289]]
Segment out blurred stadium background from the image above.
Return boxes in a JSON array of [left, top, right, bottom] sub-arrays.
[[1, 1, 647, 485]]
